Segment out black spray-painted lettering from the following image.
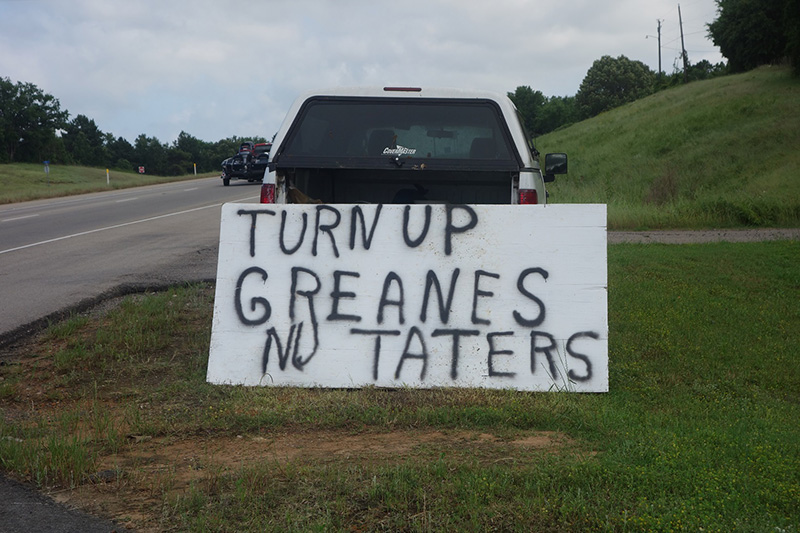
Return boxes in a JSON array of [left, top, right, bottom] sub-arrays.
[[263, 324, 297, 371], [349, 205, 382, 250], [530, 331, 559, 379], [233, 265, 601, 384], [402, 205, 432, 248], [394, 326, 429, 380], [420, 269, 461, 323], [513, 268, 548, 327], [237, 208, 276, 257], [327, 271, 362, 322], [566, 331, 598, 382], [228, 202, 601, 386], [313, 205, 341, 257], [472, 270, 500, 325], [350, 328, 402, 380], [487, 331, 516, 378], [277, 267, 322, 370], [280, 209, 307, 255], [529, 330, 598, 382], [240, 204, 482, 258], [445, 205, 478, 255], [289, 267, 321, 322], [378, 272, 405, 325], [235, 267, 271, 326], [262, 322, 318, 373], [431, 328, 480, 379]]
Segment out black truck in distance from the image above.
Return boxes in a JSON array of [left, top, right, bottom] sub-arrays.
[[259, 87, 567, 204], [221, 142, 272, 186]]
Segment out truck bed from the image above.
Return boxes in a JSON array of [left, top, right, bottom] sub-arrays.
[[290, 168, 516, 204]]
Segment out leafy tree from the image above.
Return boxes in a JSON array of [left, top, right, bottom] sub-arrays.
[[507, 86, 546, 136], [575, 55, 656, 119], [0, 77, 68, 163], [686, 60, 728, 81], [653, 60, 728, 92], [167, 147, 193, 176], [173, 131, 204, 167], [707, 0, 787, 73], [508, 88, 578, 137], [133, 134, 167, 175], [539, 96, 578, 134], [105, 134, 135, 170], [208, 138, 243, 173], [61, 114, 107, 166]]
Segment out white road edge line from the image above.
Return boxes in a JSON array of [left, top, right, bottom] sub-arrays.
[[1, 214, 40, 223], [0, 195, 254, 255]]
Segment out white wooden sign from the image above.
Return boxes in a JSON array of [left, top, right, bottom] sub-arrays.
[[208, 203, 608, 392]]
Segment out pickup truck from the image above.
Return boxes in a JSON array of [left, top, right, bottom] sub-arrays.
[[259, 87, 566, 204], [221, 142, 272, 186]]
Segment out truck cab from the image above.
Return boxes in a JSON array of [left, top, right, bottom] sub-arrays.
[[260, 87, 566, 204]]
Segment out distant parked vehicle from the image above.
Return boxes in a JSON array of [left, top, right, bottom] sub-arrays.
[[221, 142, 271, 186], [249, 142, 272, 178]]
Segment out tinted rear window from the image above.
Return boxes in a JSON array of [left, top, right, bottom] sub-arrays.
[[272, 97, 520, 170]]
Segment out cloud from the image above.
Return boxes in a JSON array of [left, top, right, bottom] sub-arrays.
[[0, 0, 723, 143]]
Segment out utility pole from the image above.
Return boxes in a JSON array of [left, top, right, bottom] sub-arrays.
[[678, 4, 689, 82], [646, 20, 663, 79], [657, 19, 662, 78]]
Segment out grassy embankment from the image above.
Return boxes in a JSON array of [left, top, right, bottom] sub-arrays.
[[3, 67, 799, 229], [538, 65, 800, 229], [0, 164, 217, 204], [1, 242, 798, 531]]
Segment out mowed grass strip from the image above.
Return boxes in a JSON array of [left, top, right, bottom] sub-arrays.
[[0, 163, 215, 204], [0, 242, 798, 531]]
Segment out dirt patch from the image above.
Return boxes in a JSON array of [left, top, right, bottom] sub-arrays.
[[2, 334, 583, 531], [46, 428, 576, 532]]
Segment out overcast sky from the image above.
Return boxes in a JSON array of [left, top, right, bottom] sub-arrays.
[[0, 0, 723, 145]]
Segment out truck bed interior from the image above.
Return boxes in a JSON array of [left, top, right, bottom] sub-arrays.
[[287, 168, 516, 205]]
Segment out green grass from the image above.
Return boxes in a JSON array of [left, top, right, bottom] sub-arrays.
[[0, 163, 217, 204], [539, 66, 800, 229], [1, 242, 798, 531], [5, 68, 800, 232]]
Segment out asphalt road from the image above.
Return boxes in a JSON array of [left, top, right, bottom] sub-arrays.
[[0, 177, 259, 347], [0, 176, 260, 532]]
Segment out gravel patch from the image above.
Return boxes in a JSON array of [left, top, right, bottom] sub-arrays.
[[608, 228, 800, 244]]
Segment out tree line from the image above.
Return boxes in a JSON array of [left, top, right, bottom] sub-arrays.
[[2, 0, 795, 173], [509, 0, 799, 138], [0, 77, 267, 175], [509, 57, 727, 138]]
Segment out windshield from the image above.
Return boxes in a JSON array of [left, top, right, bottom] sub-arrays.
[[273, 97, 520, 170]]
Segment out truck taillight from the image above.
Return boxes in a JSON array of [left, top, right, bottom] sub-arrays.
[[519, 189, 538, 204], [260, 183, 275, 203]]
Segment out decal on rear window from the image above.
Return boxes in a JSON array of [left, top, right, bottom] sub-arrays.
[[383, 145, 417, 156]]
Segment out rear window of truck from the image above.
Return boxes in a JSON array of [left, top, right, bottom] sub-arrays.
[[271, 97, 520, 171]]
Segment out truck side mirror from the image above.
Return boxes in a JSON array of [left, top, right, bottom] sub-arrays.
[[544, 153, 567, 182]]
